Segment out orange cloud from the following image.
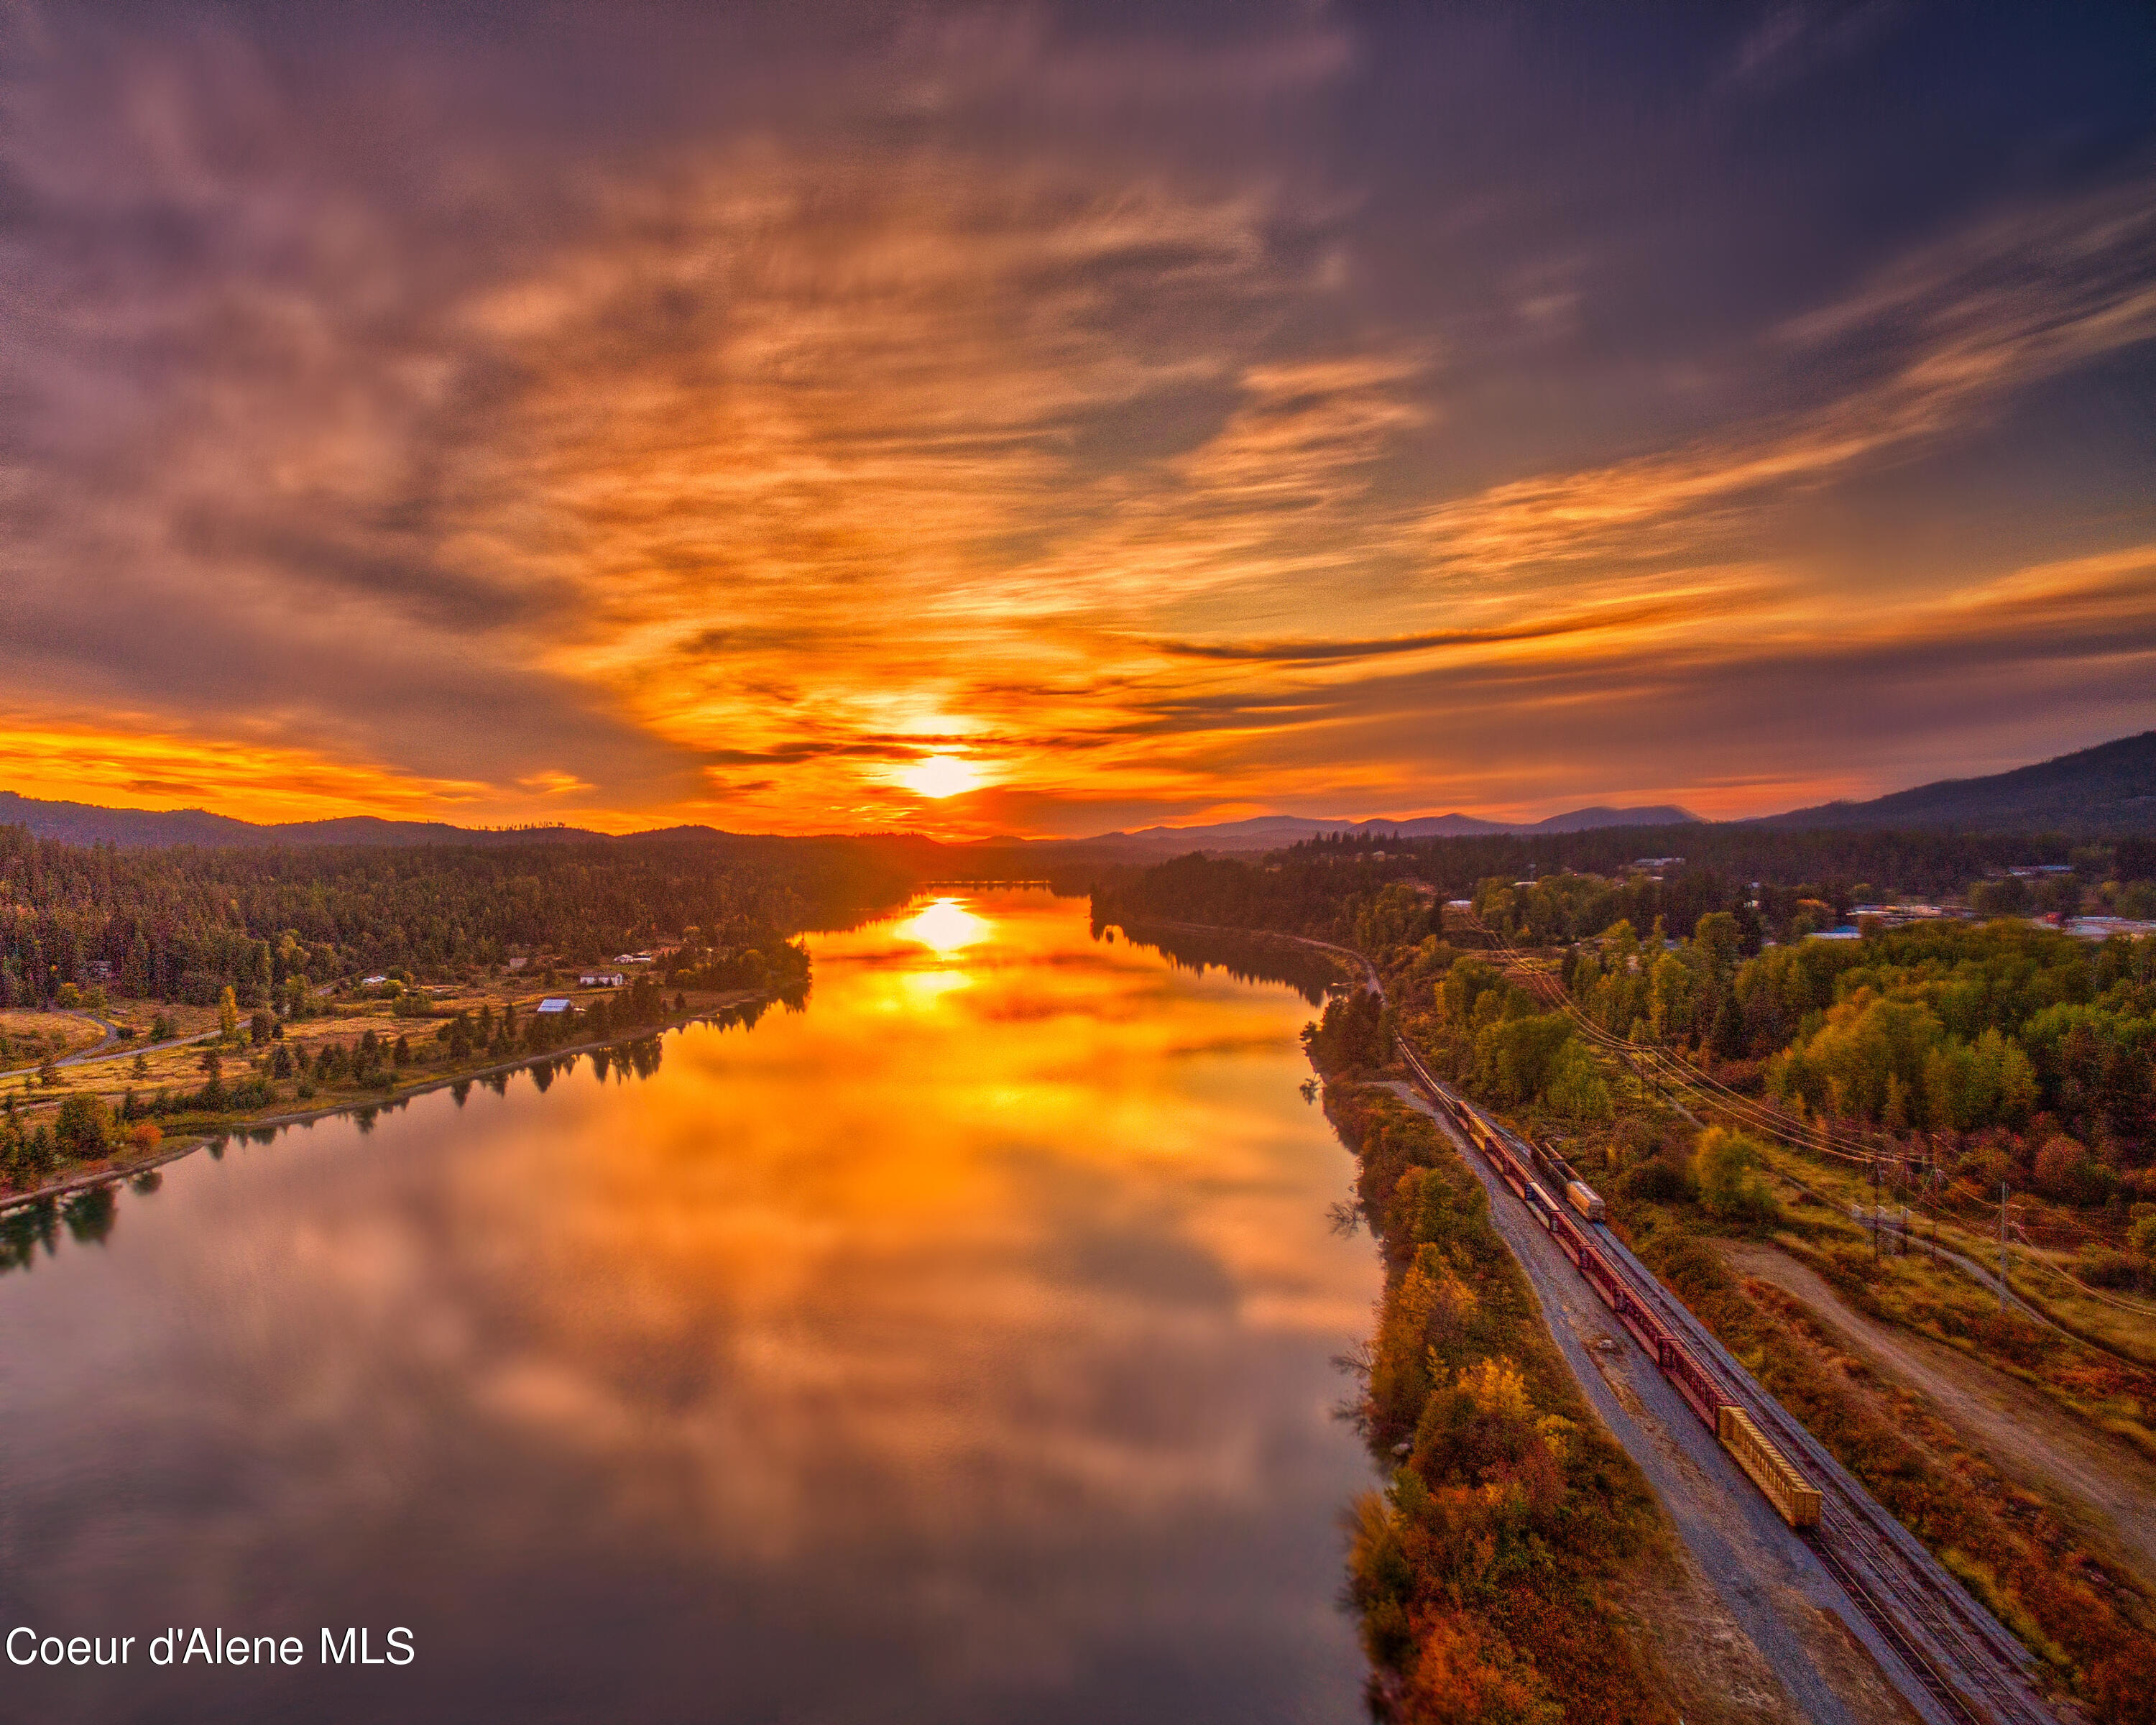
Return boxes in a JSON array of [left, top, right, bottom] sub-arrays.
[[3, 15, 2152, 838], [0, 717, 497, 826]]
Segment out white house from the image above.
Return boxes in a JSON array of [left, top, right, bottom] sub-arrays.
[[578, 970, 625, 989]]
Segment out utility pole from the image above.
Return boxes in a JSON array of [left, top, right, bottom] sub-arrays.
[[1998, 1182, 2010, 1315], [1871, 1156, 1882, 1264]]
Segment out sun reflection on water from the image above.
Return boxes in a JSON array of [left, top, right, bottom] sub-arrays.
[[893, 896, 990, 952]]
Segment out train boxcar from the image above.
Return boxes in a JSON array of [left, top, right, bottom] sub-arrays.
[[1578, 1244, 1624, 1314], [1717, 1405, 1823, 1529], [1565, 1180, 1606, 1222], [1662, 1338, 1723, 1429], [1549, 1220, 1585, 1269]]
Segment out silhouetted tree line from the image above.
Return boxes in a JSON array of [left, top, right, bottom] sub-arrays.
[[0, 827, 913, 1007], [1101, 919, 1348, 1006]]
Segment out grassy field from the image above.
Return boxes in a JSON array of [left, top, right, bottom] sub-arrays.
[[0, 1009, 110, 1070], [1, 977, 757, 1204]]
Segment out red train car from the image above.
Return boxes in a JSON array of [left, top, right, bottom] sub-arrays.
[[1661, 1335, 1723, 1428]]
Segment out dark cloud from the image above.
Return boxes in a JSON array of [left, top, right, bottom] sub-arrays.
[[1, 1, 2152, 831]]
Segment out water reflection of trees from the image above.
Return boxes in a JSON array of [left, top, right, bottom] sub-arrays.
[[0, 1007, 779, 1278], [1102, 920, 1352, 1007]]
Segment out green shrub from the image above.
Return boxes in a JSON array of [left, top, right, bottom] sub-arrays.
[[1620, 1158, 1698, 1205], [1693, 1128, 1782, 1228], [54, 1093, 114, 1161]]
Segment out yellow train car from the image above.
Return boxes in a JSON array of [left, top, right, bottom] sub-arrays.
[[1717, 1404, 1822, 1530]]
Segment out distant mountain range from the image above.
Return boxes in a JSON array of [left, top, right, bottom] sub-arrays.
[[3, 728, 2152, 851], [1751, 730, 2156, 835], [0, 794, 614, 850], [1084, 804, 1700, 853], [0, 789, 1701, 852]]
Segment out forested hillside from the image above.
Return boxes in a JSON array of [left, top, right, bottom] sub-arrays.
[[1759, 730, 2156, 834], [0, 828, 918, 1007]]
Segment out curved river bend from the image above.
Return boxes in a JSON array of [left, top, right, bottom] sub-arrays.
[[0, 891, 1377, 1723]]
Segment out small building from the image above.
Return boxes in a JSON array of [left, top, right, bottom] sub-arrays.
[[614, 952, 655, 965], [578, 970, 625, 989], [2063, 916, 2156, 942], [361, 974, 389, 987], [506, 955, 529, 971], [535, 998, 576, 1016]]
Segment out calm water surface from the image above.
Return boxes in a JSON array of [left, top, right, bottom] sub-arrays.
[[0, 892, 1376, 1723]]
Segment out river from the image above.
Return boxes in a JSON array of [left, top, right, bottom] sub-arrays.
[[0, 891, 1378, 1723]]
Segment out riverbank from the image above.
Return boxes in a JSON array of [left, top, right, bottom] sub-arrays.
[[1323, 1077, 1698, 1724], [0, 989, 776, 1216]]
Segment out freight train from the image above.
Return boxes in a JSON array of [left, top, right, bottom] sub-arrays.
[[1414, 1062, 1821, 1530]]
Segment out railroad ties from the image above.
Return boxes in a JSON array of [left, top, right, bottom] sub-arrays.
[[1411, 1046, 1797, 1510], [1395, 1036, 2058, 1725]]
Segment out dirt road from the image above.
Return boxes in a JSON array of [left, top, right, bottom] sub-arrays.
[[1726, 1239, 2156, 1589]]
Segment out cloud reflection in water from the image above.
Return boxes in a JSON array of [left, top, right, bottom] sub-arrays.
[[0, 891, 1376, 1724]]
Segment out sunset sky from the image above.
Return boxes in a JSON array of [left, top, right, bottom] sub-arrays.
[[4, 2, 2153, 837]]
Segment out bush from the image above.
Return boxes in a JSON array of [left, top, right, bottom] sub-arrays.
[[53, 1093, 114, 1161], [2034, 1134, 2111, 1207], [1620, 1158, 1699, 1206], [1694, 1128, 1782, 1228], [128, 1121, 163, 1154], [2078, 1246, 2147, 1292]]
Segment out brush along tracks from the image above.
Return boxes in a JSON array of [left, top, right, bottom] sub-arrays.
[[1397, 1039, 2062, 1725]]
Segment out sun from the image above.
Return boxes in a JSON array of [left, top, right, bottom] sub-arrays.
[[893, 753, 985, 799]]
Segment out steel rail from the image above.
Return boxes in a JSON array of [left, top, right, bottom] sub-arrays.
[[1396, 1041, 2061, 1725]]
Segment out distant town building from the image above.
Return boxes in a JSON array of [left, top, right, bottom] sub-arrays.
[[2063, 916, 2156, 942], [1846, 903, 1972, 928], [1630, 857, 1684, 873], [578, 970, 625, 988]]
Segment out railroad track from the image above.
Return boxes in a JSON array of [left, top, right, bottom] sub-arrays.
[[1394, 1039, 2063, 1725], [1592, 1217, 2053, 1725]]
